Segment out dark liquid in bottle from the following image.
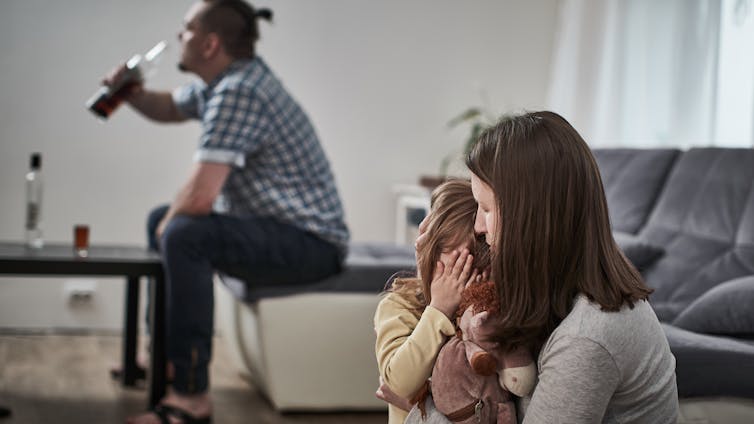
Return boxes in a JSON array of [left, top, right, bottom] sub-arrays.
[[87, 81, 139, 119]]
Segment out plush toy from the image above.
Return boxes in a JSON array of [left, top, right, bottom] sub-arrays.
[[428, 279, 537, 423]]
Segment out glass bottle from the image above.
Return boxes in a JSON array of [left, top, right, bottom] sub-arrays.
[[86, 41, 167, 119], [25, 153, 44, 249]]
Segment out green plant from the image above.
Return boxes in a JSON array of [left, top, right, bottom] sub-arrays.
[[440, 107, 495, 176]]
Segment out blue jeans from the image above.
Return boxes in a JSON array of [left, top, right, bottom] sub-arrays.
[[147, 205, 342, 394]]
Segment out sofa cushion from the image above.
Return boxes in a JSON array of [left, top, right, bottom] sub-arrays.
[[221, 241, 416, 302], [671, 275, 754, 339], [663, 323, 754, 398], [613, 231, 665, 271], [638, 148, 754, 322], [592, 148, 680, 234]]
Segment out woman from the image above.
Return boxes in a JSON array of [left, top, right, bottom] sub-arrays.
[[466, 111, 679, 423]]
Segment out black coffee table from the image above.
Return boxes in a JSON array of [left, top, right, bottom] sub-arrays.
[[0, 242, 166, 408]]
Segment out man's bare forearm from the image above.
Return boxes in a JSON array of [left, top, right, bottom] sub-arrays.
[[155, 182, 213, 241], [155, 163, 232, 240], [128, 90, 186, 123]]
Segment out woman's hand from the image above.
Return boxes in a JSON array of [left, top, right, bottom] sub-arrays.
[[429, 249, 478, 319], [375, 377, 413, 412], [414, 215, 430, 252]]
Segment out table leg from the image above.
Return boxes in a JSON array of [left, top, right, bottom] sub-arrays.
[[148, 273, 167, 409], [122, 276, 140, 386]]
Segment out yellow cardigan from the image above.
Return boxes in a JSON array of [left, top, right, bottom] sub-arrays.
[[374, 292, 455, 424]]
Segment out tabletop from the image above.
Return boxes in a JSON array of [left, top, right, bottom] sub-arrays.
[[0, 242, 162, 276]]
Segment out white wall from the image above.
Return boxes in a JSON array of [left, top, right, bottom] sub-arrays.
[[0, 0, 558, 330]]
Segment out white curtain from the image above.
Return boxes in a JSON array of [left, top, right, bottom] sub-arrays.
[[714, 0, 754, 146], [547, 0, 723, 148]]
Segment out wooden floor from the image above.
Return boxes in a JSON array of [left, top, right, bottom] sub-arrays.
[[0, 333, 387, 423]]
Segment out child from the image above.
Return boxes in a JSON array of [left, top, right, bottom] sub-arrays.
[[374, 179, 484, 424]]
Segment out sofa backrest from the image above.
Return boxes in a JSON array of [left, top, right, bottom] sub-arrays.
[[638, 148, 754, 321], [592, 148, 680, 234]]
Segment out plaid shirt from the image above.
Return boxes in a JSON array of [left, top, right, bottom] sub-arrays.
[[172, 57, 349, 254]]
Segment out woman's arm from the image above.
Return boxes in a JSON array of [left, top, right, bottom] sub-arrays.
[[523, 335, 620, 423]]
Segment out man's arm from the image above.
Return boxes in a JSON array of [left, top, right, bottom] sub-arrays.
[[156, 162, 232, 239], [102, 63, 187, 123], [127, 90, 187, 123]]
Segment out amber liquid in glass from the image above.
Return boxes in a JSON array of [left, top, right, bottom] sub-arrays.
[[74, 224, 89, 257]]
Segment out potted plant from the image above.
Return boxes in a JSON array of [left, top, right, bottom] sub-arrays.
[[419, 106, 495, 190]]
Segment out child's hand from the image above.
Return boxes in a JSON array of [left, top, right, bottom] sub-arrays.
[[429, 249, 479, 319]]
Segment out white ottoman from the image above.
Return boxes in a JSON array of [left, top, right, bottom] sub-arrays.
[[215, 242, 415, 411]]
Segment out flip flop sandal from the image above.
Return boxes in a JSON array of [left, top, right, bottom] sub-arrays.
[[0, 406, 12, 419], [153, 404, 211, 424]]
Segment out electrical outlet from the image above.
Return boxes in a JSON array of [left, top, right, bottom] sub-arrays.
[[63, 279, 97, 305]]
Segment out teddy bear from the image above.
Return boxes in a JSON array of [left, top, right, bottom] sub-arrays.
[[427, 279, 538, 423]]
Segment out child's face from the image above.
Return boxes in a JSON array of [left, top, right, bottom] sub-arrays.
[[471, 174, 498, 246], [439, 241, 470, 267], [415, 214, 470, 280]]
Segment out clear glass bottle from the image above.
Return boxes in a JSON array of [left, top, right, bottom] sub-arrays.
[[25, 153, 44, 249], [86, 40, 167, 119]]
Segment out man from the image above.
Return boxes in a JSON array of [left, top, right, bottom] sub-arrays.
[[106, 1, 349, 422]]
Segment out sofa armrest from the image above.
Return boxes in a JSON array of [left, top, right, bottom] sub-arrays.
[[672, 275, 754, 339]]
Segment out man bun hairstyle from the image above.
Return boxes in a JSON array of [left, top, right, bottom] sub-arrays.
[[254, 8, 273, 21], [200, 0, 273, 59]]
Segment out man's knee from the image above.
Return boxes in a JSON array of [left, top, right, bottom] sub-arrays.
[[160, 214, 208, 254]]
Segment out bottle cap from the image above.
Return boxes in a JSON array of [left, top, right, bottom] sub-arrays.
[[30, 153, 41, 170]]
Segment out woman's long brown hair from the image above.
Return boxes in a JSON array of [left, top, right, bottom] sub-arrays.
[[465, 111, 652, 352]]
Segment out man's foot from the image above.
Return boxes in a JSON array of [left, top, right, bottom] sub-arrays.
[[126, 390, 211, 424]]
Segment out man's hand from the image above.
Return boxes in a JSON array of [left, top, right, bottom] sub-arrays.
[[375, 377, 413, 412], [101, 62, 184, 122], [155, 216, 170, 241], [102, 63, 144, 100]]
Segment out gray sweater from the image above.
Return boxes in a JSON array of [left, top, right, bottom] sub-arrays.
[[521, 295, 679, 423]]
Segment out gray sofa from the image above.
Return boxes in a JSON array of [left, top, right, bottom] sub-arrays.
[[593, 147, 754, 420]]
